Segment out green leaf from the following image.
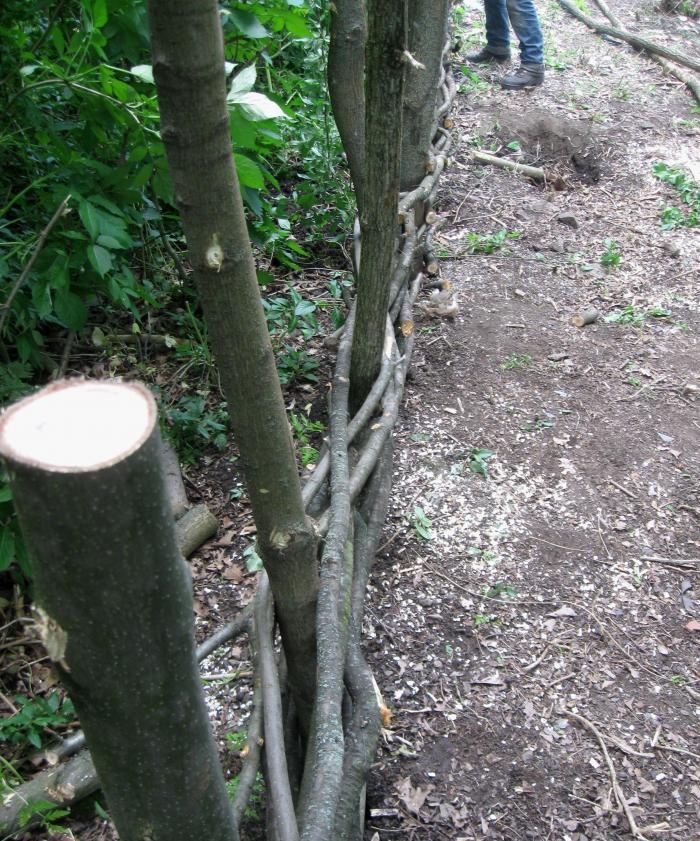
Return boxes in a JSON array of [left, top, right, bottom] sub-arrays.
[[234, 153, 264, 189], [228, 9, 269, 38], [130, 64, 154, 84], [243, 545, 263, 573], [78, 199, 101, 239], [93, 0, 108, 28], [79, 200, 131, 245], [95, 802, 110, 820], [87, 244, 113, 277], [282, 10, 312, 37], [232, 92, 286, 121], [0, 529, 15, 573], [131, 163, 153, 188], [55, 290, 88, 330], [32, 282, 53, 318], [97, 234, 127, 250], [228, 65, 256, 98]]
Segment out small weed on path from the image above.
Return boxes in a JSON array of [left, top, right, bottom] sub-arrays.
[[465, 229, 520, 254], [408, 506, 434, 541], [501, 353, 531, 370], [652, 162, 700, 228], [600, 238, 622, 268]]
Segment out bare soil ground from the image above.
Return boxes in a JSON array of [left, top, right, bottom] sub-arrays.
[[364, 1, 700, 839]]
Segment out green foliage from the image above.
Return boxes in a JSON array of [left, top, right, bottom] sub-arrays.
[[465, 229, 520, 254], [226, 730, 248, 751], [501, 353, 531, 370], [243, 544, 264, 573], [521, 417, 554, 432], [458, 66, 492, 94], [0, 0, 351, 590], [225, 730, 265, 820], [0, 0, 168, 369], [277, 347, 319, 386], [468, 448, 494, 479], [604, 305, 671, 326], [473, 612, 500, 627], [263, 288, 318, 340], [0, 0, 348, 379], [600, 238, 622, 268], [18, 799, 71, 834], [163, 394, 229, 464], [0, 692, 74, 750], [409, 506, 433, 541], [0, 477, 31, 587], [290, 411, 325, 468], [652, 162, 700, 228], [484, 581, 517, 598], [227, 772, 265, 820]]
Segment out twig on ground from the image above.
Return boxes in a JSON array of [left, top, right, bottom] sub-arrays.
[[570, 603, 660, 679], [591, 0, 700, 103], [556, 0, 700, 73], [521, 631, 572, 673], [567, 710, 652, 841], [618, 376, 665, 402], [471, 150, 545, 181], [608, 479, 637, 500], [640, 555, 699, 569]]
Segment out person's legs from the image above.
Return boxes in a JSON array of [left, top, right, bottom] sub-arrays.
[[506, 0, 544, 65], [483, 0, 512, 56]]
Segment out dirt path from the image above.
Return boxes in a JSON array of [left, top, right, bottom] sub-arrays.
[[365, 1, 700, 839]]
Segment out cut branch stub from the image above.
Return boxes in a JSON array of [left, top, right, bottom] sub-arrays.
[[0, 379, 236, 841]]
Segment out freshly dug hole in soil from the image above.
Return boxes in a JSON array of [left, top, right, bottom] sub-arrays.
[[475, 107, 606, 181]]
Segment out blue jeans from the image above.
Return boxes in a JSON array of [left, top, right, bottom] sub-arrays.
[[484, 0, 544, 65]]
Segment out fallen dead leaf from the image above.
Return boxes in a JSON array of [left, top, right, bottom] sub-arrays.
[[546, 606, 577, 618], [395, 776, 433, 815], [470, 673, 506, 686], [223, 564, 245, 584]]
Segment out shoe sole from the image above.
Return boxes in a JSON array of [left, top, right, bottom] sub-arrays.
[[500, 79, 543, 89], [466, 55, 510, 65]]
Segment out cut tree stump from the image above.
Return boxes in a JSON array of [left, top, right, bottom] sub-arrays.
[[570, 309, 600, 327], [0, 379, 236, 841]]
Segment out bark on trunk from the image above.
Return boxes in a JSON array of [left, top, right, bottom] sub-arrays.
[[400, 0, 450, 196], [349, 0, 406, 414], [328, 0, 367, 213], [146, 0, 319, 728], [0, 380, 235, 841]]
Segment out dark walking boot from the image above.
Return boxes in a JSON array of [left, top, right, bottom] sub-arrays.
[[499, 63, 545, 89], [465, 46, 511, 64]]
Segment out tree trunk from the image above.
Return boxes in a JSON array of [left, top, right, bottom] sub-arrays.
[[0, 380, 236, 841], [328, 0, 367, 213], [400, 0, 450, 200], [349, 0, 407, 414], [146, 0, 319, 730]]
